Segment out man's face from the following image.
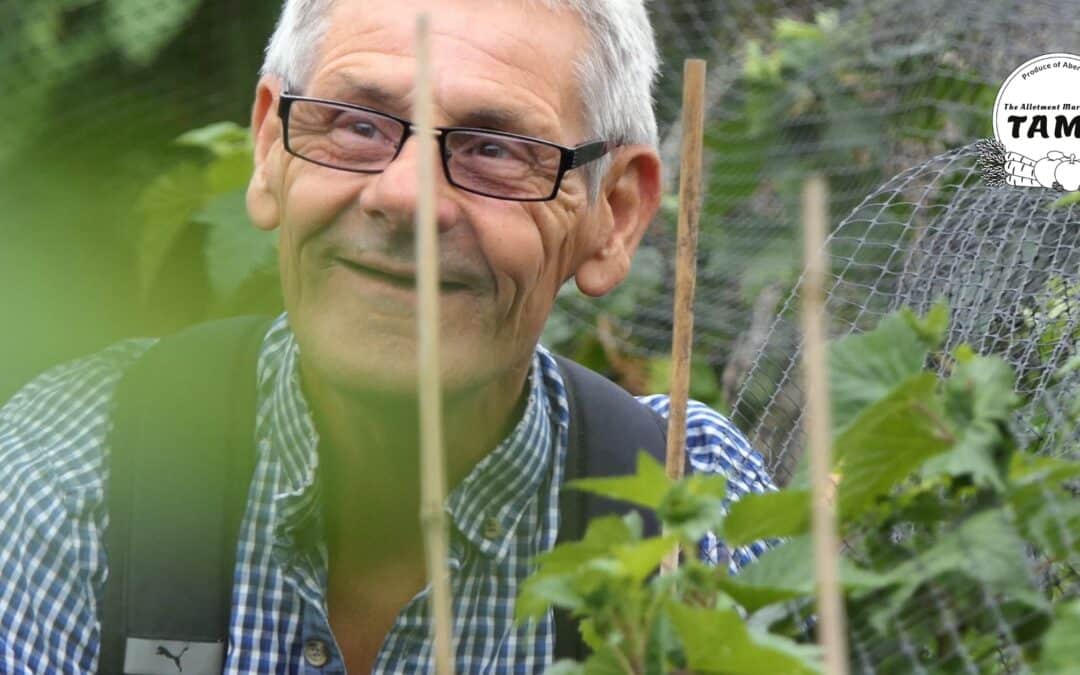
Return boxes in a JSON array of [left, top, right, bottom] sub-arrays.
[[248, 0, 657, 396]]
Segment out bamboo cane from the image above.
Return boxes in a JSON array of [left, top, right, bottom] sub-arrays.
[[661, 58, 706, 575], [414, 14, 456, 675], [801, 173, 850, 675]]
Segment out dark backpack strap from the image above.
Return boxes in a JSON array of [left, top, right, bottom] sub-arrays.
[[100, 316, 272, 675], [551, 355, 668, 662]]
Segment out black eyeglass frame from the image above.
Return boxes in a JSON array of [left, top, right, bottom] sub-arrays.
[[278, 93, 617, 202]]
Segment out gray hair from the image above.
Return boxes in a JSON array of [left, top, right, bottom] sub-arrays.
[[260, 0, 660, 199]]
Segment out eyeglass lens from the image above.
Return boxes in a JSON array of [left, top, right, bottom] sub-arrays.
[[285, 99, 563, 200]]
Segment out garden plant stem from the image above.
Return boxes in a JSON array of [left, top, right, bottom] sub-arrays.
[[414, 14, 456, 675], [662, 58, 707, 575], [801, 173, 850, 675]]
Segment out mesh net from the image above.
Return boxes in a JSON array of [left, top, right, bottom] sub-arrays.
[[733, 145, 1079, 480]]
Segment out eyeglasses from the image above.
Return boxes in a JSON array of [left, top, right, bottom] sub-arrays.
[[278, 93, 616, 202]]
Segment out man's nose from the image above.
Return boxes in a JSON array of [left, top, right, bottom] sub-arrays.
[[360, 134, 460, 232]]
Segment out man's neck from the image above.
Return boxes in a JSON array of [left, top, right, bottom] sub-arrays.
[[300, 354, 533, 566]]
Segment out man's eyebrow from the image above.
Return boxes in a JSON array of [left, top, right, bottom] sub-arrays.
[[325, 72, 556, 140], [456, 107, 522, 131], [326, 73, 405, 109], [456, 107, 555, 140]]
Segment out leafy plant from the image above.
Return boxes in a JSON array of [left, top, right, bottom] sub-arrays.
[[133, 122, 280, 325], [518, 304, 1080, 673]]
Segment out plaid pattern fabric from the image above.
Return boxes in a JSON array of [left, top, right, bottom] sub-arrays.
[[0, 314, 776, 674]]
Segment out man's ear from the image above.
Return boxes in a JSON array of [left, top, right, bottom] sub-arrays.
[[247, 76, 283, 232], [574, 145, 662, 297]]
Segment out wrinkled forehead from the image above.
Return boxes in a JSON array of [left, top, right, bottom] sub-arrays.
[[306, 0, 590, 142]]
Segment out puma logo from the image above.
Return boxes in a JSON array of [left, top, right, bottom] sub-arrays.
[[156, 645, 190, 672]]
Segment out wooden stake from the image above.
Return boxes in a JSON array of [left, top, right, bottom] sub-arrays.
[[414, 14, 455, 675], [661, 58, 706, 575], [801, 173, 849, 675]]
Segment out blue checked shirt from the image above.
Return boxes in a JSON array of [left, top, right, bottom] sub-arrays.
[[0, 314, 776, 674]]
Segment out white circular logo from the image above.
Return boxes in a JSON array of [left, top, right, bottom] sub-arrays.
[[992, 53, 1080, 190]]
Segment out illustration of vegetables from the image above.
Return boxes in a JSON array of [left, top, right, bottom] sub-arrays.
[[1033, 150, 1066, 188], [1053, 154, 1080, 191], [977, 140, 1080, 191]]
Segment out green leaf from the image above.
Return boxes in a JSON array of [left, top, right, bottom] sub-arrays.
[[871, 509, 1044, 632], [658, 476, 726, 541], [516, 574, 583, 622], [135, 161, 207, 295], [1019, 499, 1080, 561], [901, 301, 950, 349], [196, 189, 276, 300], [948, 353, 1018, 427], [644, 608, 680, 675], [581, 647, 632, 675], [178, 122, 253, 159], [1008, 454, 1080, 561], [723, 489, 811, 547], [205, 150, 254, 194], [829, 311, 930, 433], [537, 517, 637, 575], [570, 451, 671, 511], [718, 535, 892, 612], [680, 471, 728, 505], [614, 536, 679, 582], [542, 660, 587, 675], [667, 601, 823, 674], [921, 425, 1009, 492], [1034, 600, 1080, 674], [923, 354, 1019, 491], [578, 619, 606, 653], [833, 373, 953, 521], [104, 0, 202, 67], [1050, 190, 1080, 209], [1009, 452, 1080, 487]]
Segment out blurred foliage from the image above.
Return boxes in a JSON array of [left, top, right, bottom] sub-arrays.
[[134, 122, 280, 325], [0, 0, 277, 400]]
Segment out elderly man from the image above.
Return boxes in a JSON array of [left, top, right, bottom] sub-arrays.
[[0, 0, 775, 673]]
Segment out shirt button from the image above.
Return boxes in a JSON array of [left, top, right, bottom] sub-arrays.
[[259, 439, 272, 454], [483, 517, 503, 539], [304, 639, 329, 667]]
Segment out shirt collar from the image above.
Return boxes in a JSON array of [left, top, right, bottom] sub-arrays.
[[257, 315, 322, 553], [256, 313, 556, 562]]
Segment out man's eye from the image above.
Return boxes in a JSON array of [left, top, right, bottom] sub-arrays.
[[473, 142, 511, 159], [466, 139, 527, 162], [330, 113, 386, 140], [348, 121, 377, 138]]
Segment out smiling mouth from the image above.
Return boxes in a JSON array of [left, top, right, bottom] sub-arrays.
[[337, 258, 471, 292]]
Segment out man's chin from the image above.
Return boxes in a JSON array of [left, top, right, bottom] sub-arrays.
[[301, 335, 502, 400], [289, 302, 518, 398]]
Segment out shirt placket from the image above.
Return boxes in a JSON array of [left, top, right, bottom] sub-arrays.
[[299, 599, 346, 675]]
